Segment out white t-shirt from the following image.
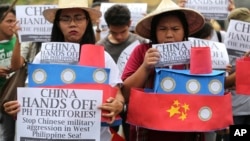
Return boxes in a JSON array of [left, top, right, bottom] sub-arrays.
[[31, 50, 123, 141]]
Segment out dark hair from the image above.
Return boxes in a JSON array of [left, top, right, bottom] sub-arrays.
[[0, 5, 16, 22], [50, 9, 96, 45], [150, 11, 189, 44], [104, 4, 131, 26], [190, 22, 213, 39], [91, 2, 101, 8]]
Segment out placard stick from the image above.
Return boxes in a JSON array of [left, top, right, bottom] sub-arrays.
[[0, 0, 18, 22]]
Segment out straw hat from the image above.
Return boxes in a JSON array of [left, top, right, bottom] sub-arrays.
[[135, 0, 205, 39], [43, 0, 102, 23], [228, 7, 250, 23]]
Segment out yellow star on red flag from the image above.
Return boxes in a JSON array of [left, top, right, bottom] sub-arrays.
[[167, 100, 190, 120]]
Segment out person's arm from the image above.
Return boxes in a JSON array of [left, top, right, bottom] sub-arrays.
[[10, 21, 24, 71], [122, 47, 160, 103], [122, 63, 151, 102], [97, 52, 125, 124], [10, 37, 25, 71], [225, 72, 235, 89]]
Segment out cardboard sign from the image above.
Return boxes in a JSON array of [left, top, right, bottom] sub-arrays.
[[16, 5, 56, 42], [185, 0, 229, 20], [127, 88, 233, 131], [152, 41, 192, 67], [17, 87, 102, 141], [40, 42, 80, 64], [154, 69, 225, 95], [189, 37, 229, 69], [28, 64, 110, 87], [225, 20, 250, 58]]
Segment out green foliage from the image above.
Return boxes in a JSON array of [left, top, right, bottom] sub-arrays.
[[0, 0, 11, 5]]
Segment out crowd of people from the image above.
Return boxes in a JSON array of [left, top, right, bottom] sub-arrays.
[[0, 0, 250, 141]]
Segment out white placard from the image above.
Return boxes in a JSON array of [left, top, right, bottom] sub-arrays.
[[152, 41, 192, 67], [225, 19, 250, 59], [40, 42, 80, 64], [100, 3, 147, 31], [16, 5, 56, 42], [16, 87, 102, 141], [189, 37, 229, 69], [185, 0, 229, 20]]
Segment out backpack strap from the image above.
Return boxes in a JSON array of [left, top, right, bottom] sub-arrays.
[[216, 31, 222, 43]]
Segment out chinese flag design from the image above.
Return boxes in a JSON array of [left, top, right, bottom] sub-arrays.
[[127, 88, 233, 131], [166, 100, 190, 121]]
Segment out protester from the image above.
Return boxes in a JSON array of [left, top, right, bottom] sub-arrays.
[[0, 4, 24, 141], [121, 0, 205, 140], [226, 7, 250, 125], [3, 0, 125, 140], [0, 5, 18, 89], [96, 4, 145, 140], [96, 4, 145, 63], [211, 7, 250, 141]]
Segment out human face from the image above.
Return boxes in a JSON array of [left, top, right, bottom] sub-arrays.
[[156, 15, 185, 43], [58, 8, 88, 43], [108, 24, 130, 44], [0, 12, 16, 40]]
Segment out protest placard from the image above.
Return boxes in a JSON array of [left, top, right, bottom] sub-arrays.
[[16, 5, 56, 42], [225, 19, 250, 59], [152, 41, 192, 67], [185, 0, 229, 20], [189, 37, 229, 69], [16, 87, 102, 141], [40, 42, 80, 64]]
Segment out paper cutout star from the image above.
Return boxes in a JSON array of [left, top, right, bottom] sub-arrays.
[[167, 106, 180, 117], [179, 112, 187, 120], [182, 103, 190, 112]]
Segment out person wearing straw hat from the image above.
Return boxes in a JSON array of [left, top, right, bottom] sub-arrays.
[[121, 0, 205, 140], [220, 7, 250, 141], [3, 0, 125, 140]]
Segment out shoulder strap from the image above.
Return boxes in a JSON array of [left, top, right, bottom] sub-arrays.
[[216, 31, 222, 42]]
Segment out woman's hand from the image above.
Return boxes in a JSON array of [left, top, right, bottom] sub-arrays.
[[98, 97, 123, 124], [3, 100, 20, 117], [142, 48, 160, 70]]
